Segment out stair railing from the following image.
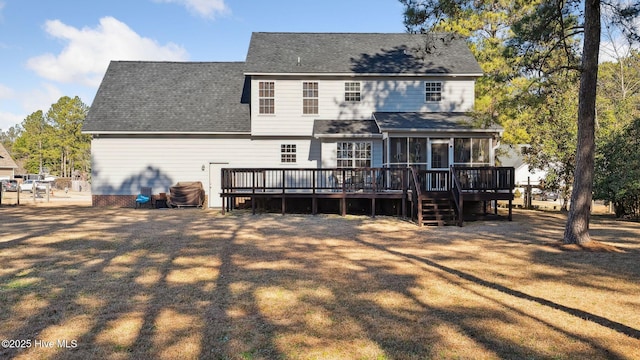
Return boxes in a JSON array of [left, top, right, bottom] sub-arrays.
[[408, 167, 423, 226], [450, 166, 464, 227]]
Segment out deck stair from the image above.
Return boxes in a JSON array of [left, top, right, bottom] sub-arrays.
[[420, 193, 456, 226]]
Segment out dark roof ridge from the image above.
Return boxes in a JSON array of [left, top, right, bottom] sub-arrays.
[[108, 60, 245, 65], [251, 31, 455, 35]]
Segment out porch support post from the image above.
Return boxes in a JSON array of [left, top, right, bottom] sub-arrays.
[[282, 196, 286, 215], [312, 169, 317, 215], [341, 169, 346, 216], [252, 171, 256, 215], [458, 196, 464, 227], [312, 197, 317, 215], [401, 169, 407, 218], [371, 197, 376, 218], [417, 195, 423, 226], [282, 169, 286, 215]]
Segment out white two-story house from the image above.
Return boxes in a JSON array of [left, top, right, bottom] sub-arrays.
[[84, 32, 512, 223]]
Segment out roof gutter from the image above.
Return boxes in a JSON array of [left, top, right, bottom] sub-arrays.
[[313, 134, 384, 139], [244, 72, 483, 78], [381, 128, 501, 133], [84, 131, 252, 136]]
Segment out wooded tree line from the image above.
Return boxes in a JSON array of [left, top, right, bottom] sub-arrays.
[[401, 0, 640, 243], [0, 96, 91, 178]]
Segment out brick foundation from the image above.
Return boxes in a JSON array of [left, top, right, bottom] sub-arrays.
[[92, 195, 138, 208]]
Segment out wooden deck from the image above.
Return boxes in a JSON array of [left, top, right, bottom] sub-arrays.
[[220, 166, 515, 226]]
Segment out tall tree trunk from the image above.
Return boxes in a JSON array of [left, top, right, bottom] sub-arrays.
[[563, 0, 600, 244]]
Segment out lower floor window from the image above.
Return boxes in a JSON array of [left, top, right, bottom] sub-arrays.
[[337, 142, 371, 168], [281, 144, 297, 163]]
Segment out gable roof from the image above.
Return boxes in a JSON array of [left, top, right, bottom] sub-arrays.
[[496, 145, 526, 168], [0, 143, 18, 169], [83, 61, 250, 134], [373, 112, 502, 133], [245, 32, 482, 76]]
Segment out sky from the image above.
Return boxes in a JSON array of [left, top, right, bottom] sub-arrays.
[[0, 0, 407, 131]]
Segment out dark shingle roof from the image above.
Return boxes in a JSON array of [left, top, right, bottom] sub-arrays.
[[83, 61, 250, 133], [373, 112, 502, 133], [245, 32, 482, 75], [313, 120, 381, 138]]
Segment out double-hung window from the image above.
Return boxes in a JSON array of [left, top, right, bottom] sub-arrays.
[[425, 81, 442, 102], [344, 82, 361, 102], [259, 81, 275, 114], [303, 82, 318, 114], [281, 144, 297, 163], [337, 142, 371, 168]]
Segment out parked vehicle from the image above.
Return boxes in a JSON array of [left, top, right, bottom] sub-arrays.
[[541, 191, 558, 201], [1, 179, 18, 192], [19, 180, 47, 193]]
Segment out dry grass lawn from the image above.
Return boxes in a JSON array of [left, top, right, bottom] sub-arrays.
[[0, 205, 639, 359]]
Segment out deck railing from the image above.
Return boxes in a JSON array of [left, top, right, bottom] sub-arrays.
[[221, 166, 515, 195], [452, 166, 515, 192], [221, 168, 408, 194]]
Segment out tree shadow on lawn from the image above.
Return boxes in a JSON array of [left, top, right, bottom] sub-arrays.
[[1, 208, 639, 359]]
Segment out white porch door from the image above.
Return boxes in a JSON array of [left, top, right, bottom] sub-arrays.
[[428, 139, 450, 191], [208, 163, 227, 208], [429, 139, 450, 170]]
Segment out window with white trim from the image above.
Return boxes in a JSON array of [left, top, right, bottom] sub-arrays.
[[259, 81, 275, 114], [281, 144, 297, 163], [303, 82, 318, 114], [344, 82, 361, 102], [337, 142, 371, 168], [425, 81, 442, 102]]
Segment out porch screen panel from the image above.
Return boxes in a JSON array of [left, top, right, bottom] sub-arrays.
[[454, 138, 471, 165], [409, 138, 427, 165], [454, 138, 490, 166], [390, 138, 407, 164], [472, 138, 490, 165]]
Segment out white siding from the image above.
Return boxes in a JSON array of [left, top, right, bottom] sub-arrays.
[[251, 77, 476, 136], [91, 137, 320, 197]]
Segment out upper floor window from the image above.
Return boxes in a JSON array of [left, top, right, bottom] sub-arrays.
[[281, 144, 297, 163], [344, 82, 361, 102], [303, 82, 318, 114], [259, 81, 275, 114], [425, 81, 442, 102]]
